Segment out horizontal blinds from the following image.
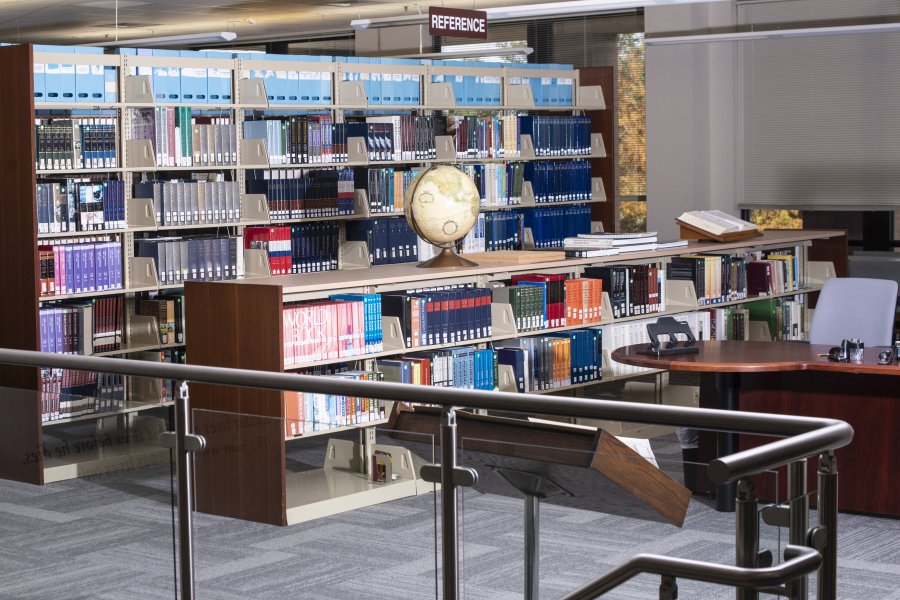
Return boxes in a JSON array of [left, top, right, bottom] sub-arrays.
[[438, 14, 643, 68], [737, 0, 900, 209]]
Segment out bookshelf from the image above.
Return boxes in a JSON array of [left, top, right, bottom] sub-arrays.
[[185, 229, 843, 525]]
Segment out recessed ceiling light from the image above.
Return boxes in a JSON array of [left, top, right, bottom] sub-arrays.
[[79, 0, 147, 7], [327, 2, 352, 6]]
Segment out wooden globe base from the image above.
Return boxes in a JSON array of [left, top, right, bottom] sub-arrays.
[[416, 247, 478, 268]]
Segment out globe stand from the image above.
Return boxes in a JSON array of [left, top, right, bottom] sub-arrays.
[[416, 247, 478, 268]]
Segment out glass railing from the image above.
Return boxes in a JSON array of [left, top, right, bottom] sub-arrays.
[[0, 349, 852, 599], [0, 380, 178, 598]]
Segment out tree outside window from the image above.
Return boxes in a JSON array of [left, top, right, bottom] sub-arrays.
[[616, 33, 646, 232]]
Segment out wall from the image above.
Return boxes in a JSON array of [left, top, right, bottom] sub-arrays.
[[645, 1, 738, 240], [355, 24, 432, 56]]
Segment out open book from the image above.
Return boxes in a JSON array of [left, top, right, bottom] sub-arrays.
[[676, 210, 760, 241]]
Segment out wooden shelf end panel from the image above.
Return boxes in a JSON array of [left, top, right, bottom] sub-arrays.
[[0, 44, 40, 392]]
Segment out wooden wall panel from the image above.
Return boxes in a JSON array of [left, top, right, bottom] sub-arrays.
[[580, 66, 616, 232], [0, 45, 42, 484]]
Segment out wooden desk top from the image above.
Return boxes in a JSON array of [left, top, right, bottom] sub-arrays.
[[612, 341, 900, 376]]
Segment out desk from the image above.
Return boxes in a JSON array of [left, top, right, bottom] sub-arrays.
[[612, 341, 899, 516]]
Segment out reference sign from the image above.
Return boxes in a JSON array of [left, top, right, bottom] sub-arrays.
[[428, 7, 488, 39]]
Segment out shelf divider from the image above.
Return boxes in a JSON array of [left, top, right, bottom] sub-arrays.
[[590, 133, 607, 158], [240, 138, 270, 168], [124, 75, 154, 104], [338, 241, 371, 271], [347, 136, 369, 164], [240, 194, 270, 223], [338, 80, 368, 108], [238, 78, 269, 106], [127, 197, 157, 229], [381, 316, 406, 352], [243, 248, 272, 279], [128, 256, 160, 289], [427, 83, 456, 108], [435, 135, 456, 161], [125, 139, 156, 169], [577, 84, 606, 109]]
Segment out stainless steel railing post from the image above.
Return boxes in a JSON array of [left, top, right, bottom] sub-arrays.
[[441, 407, 460, 600], [817, 452, 838, 600], [735, 478, 759, 600], [788, 459, 809, 599], [175, 382, 197, 600]]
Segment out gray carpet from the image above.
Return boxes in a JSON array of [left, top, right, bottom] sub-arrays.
[[1, 431, 898, 600]]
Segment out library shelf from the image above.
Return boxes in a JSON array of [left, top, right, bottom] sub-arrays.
[[38, 228, 130, 240], [38, 287, 129, 303], [42, 438, 169, 484], [42, 399, 173, 427], [92, 341, 185, 358], [183, 228, 844, 525], [36, 102, 123, 110], [36, 168, 124, 176]]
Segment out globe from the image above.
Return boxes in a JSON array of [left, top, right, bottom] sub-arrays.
[[404, 165, 481, 267]]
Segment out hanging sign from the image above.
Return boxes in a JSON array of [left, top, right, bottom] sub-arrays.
[[428, 7, 488, 39]]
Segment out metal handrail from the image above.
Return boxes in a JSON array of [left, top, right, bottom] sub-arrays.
[[561, 545, 822, 599], [0, 347, 852, 600], [0, 348, 853, 483]]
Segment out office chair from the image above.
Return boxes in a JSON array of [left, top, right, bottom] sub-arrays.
[[808, 277, 898, 346]]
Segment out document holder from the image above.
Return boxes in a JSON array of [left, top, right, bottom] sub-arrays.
[[638, 316, 700, 356]]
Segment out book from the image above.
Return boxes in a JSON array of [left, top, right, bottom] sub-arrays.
[[677, 210, 760, 241]]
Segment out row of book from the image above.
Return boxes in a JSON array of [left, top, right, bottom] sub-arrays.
[[383, 287, 494, 349], [40, 370, 126, 422], [354, 167, 420, 214], [348, 115, 448, 162], [135, 236, 242, 285], [33, 46, 577, 108], [132, 108, 237, 167], [36, 179, 125, 233], [134, 179, 241, 226], [455, 211, 524, 255], [747, 255, 801, 296], [509, 274, 604, 329], [244, 115, 337, 165], [520, 115, 593, 157], [340, 60, 422, 106], [584, 264, 666, 319], [378, 348, 497, 390], [33, 45, 118, 103], [668, 255, 748, 306], [462, 163, 525, 207], [39, 297, 123, 356], [284, 372, 386, 437], [524, 205, 593, 248], [525, 161, 592, 203], [247, 168, 355, 220], [607, 311, 712, 377], [138, 295, 186, 345], [245, 224, 340, 275], [451, 115, 520, 159], [35, 117, 118, 171], [745, 297, 806, 341], [496, 328, 602, 392], [704, 306, 750, 341], [345, 219, 420, 266], [38, 238, 123, 297]]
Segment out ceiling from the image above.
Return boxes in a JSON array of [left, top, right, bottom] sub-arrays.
[[0, 0, 563, 46]]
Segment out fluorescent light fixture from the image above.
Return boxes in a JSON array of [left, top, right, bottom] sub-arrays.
[[351, 0, 730, 29], [645, 21, 900, 46], [390, 47, 534, 59], [104, 31, 237, 47]]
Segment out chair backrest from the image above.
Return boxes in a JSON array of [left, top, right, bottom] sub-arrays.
[[808, 277, 898, 346]]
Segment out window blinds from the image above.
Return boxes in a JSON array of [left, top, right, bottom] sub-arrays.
[[737, 0, 900, 209]]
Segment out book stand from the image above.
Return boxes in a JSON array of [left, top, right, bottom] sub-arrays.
[[388, 405, 691, 600], [677, 220, 762, 243]]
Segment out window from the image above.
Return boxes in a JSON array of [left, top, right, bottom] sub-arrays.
[[616, 33, 646, 232]]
